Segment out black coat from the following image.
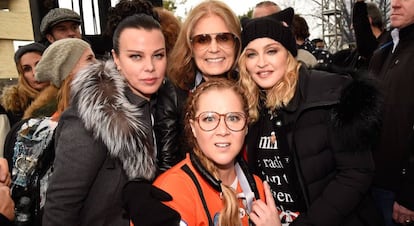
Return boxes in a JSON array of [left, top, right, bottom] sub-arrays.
[[246, 66, 383, 226], [369, 23, 414, 210]]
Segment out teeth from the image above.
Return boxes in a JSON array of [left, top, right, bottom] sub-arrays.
[[215, 143, 230, 147], [258, 71, 270, 76], [206, 58, 224, 62]]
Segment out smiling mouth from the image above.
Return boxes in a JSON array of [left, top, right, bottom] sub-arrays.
[[215, 143, 230, 148], [257, 71, 272, 77], [206, 57, 225, 63]]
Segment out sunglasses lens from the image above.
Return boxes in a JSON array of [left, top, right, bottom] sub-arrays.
[[216, 33, 235, 47], [191, 33, 235, 50]]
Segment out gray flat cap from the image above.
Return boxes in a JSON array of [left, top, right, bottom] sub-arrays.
[[40, 8, 81, 36]]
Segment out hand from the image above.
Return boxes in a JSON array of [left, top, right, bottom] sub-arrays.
[[0, 158, 11, 187], [393, 202, 414, 225], [0, 186, 15, 221], [249, 181, 281, 226], [122, 180, 180, 226]]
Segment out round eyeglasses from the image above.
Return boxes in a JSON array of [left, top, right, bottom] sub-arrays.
[[194, 111, 247, 132], [191, 32, 237, 50]]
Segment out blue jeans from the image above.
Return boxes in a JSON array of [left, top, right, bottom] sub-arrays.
[[372, 187, 398, 226]]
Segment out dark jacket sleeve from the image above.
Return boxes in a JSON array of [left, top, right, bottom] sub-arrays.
[[154, 79, 186, 172], [0, 214, 12, 226], [293, 77, 383, 226], [352, 2, 379, 60], [42, 109, 107, 226], [396, 129, 414, 210]]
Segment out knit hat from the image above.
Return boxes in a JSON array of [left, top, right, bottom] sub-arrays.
[[35, 38, 90, 88], [148, 0, 163, 7], [241, 8, 297, 56], [14, 42, 47, 64], [40, 8, 81, 36]]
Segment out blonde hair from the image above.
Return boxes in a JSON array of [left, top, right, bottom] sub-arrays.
[[167, 0, 241, 90], [55, 73, 75, 120], [184, 78, 249, 226], [238, 49, 301, 122]]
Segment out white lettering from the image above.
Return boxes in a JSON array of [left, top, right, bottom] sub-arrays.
[[259, 136, 278, 149]]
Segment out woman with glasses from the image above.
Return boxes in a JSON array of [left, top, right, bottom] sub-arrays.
[[154, 0, 241, 171], [154, 78, 281, 226], [238, 14, 384, 225]]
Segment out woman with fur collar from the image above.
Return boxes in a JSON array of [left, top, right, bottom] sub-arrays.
[[238, 15, 383, 225], [42, 14, 176, 226]]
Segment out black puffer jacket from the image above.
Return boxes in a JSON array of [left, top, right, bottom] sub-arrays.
[[246, 66, 384, 226]]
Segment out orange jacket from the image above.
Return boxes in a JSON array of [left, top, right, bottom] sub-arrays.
[[153, 154, 265, 226]]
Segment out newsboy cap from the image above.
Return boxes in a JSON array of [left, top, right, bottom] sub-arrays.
[[40, 8, 81, 36]]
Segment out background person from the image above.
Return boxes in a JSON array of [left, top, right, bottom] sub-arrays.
[[368, 0, 414, 225], [39, 8, 82, 46], [4, 38, 95, 226], [1, 43, 48, 128], [252, 1, 281, 18]]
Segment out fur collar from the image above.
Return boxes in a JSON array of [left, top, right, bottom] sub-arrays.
[[70, 60, 156, 181]]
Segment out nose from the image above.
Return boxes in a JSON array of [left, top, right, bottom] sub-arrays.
[[144, 58, 155, 72], [257, 54, 267, 68], [391, 0, 400, 8], [208, 38, 219, 52], [216, 117, 230, 135]]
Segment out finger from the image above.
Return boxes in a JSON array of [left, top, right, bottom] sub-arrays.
[[263, 181, 277, 211], [0, 158, 8, 182], [0, 185, 11, 195]]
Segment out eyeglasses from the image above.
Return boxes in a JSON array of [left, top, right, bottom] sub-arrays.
[[191, 32, 237, 50], [194, 111, 247, 132]]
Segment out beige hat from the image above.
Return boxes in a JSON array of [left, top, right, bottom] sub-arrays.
[[35, 38, 90, 88]]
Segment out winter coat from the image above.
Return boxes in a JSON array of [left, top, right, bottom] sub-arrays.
[[154, 153, 266, 226], [369, 23, 414, 210], [0, 105, 10, 157], [154, 78, 189, 170], [42, 60, 157, 226], [246, 66, 384, 226]]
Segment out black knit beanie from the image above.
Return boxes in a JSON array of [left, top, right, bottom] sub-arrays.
[[242, 8, 297, 57], [148, 0, 163, 7], [14, 42, 47, 64]]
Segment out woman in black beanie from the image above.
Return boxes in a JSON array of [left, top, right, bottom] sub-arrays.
[[238, 15, 384, 226], [1, 42, 48, 127]]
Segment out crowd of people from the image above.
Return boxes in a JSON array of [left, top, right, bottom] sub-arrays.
[[0, 0, 413, 225]]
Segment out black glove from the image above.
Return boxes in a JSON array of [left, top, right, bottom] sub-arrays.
[[122, 180, 180, 226]]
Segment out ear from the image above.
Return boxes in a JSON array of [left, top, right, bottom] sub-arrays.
[[189, 119, 197, 138], [112, 49, 121, 70], [46, 34, 55, 43]]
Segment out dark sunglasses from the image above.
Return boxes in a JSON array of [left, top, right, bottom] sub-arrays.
[[191, 32, 237, 50]]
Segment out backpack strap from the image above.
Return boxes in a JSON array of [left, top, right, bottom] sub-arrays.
[[180, 164, 214, 226]]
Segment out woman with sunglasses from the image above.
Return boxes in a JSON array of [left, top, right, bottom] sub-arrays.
[[238, 14, 384, 225], [154, 0, 241, 171], [154, 78, 281, 226]]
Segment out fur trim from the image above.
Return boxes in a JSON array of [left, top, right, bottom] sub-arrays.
[[331, 76, 383, 152], [70, 60, 156, 180]]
